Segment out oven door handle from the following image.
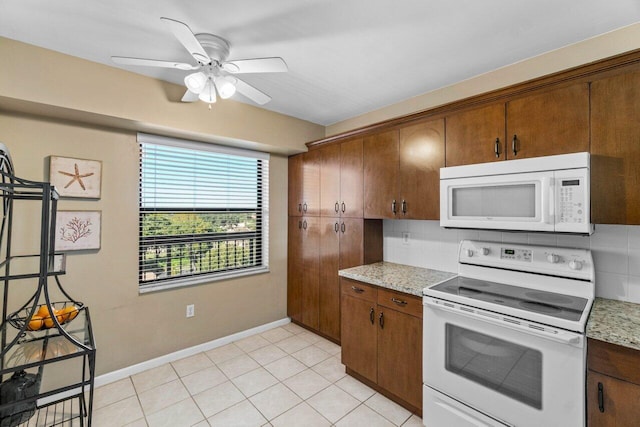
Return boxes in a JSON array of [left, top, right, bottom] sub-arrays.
[[424, 298, 583, 346]]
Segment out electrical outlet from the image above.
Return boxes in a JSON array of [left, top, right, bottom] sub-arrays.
[[186, 304, 195, 318], [402, 232, 410, 245]]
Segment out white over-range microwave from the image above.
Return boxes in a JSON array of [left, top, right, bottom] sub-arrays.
[[440, 152, 593, 234]]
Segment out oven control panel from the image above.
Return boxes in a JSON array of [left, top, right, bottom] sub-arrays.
[[500, 247, 531, 262], [459, 240, 594, 281]]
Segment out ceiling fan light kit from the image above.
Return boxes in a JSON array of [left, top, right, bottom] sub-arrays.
[[111, 17, 288, 106], [198, 77, 217, 104]]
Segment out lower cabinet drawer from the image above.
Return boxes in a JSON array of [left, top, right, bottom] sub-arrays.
[[341, 278, 377, 302], [377, 288, 422, 318]]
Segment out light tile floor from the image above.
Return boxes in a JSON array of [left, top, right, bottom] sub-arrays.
[[92, 323, 423, 427]]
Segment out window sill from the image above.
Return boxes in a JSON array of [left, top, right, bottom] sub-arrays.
[[138, 266, 270, 294]]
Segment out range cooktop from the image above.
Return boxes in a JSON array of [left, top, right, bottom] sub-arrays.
[[430, 276, 589, 321]]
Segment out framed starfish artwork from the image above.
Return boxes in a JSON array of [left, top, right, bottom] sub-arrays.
[[49, 156, 102, 199]]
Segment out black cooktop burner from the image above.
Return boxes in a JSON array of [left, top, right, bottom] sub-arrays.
[[429, 276, 588, 322]]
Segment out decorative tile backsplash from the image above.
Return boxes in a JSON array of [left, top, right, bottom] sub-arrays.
[[383, 220, 640, 304]]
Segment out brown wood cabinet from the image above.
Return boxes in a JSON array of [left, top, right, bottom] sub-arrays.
[[340, 278, 423, 412], [591, 70, 640, 225], [288, 213, 381, 341], [319, 217, 367, 341], [445, 102, 506, 166], [506, 83, 589, 159], [286, 216, 321, 329], [364, 119, 444, 220], [587, 338, 640, 426], [319, 138, 364, 218], [288, 151, 321, 217]]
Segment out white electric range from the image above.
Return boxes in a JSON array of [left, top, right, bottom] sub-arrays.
[[423, 240, 594, 427]]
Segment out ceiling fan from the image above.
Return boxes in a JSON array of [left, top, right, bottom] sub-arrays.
[[112, 17, 287, 106]]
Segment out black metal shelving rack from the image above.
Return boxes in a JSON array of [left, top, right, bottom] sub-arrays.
[[0, 145, 95, 427]]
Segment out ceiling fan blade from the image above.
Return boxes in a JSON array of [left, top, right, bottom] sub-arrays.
[[160, 17, 211, 64], [181, 89, 200, 102], [111, 56, 198, 70], [234, 78, 272, 105], [223, 57, 288, 74]]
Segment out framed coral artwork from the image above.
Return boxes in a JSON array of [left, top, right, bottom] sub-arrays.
[[55, 211, 101, 251], [49, 156, 102, 199]]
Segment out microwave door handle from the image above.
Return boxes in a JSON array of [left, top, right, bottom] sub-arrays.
[[541, 176, 554, 225]]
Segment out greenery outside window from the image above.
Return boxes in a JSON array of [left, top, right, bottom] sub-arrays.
[[138, 133, 269, 292]]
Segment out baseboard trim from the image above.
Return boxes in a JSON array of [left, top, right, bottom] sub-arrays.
[[94, 317, 291, 388]]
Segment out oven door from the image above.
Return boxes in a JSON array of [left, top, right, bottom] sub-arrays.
[[423, 298, 585, 427], [440, 171, 554, 232]]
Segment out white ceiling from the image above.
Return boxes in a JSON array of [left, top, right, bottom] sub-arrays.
[[1, 1, 639, 126]]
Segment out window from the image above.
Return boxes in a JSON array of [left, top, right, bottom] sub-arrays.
[[138, 133, 269, 292]]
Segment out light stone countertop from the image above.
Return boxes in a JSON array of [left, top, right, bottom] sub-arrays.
[[587, 297, 640, 351], [338, 261, 456, 297]]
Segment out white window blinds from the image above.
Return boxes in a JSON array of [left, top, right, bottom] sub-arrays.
[[138, 133, 269, 292]]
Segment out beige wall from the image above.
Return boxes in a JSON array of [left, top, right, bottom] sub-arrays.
[[326, 23, 640, 136], [0, 38, 317, 376], [0, 112, 289, 375]]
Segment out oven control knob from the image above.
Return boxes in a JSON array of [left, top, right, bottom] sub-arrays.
[[547, 254, 560, 264], [480, 247, 490, 256], [569, 260, 583, 270], [465, 249, 474, 258]]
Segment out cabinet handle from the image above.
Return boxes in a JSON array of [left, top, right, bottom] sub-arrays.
[[302, 220, 307, 230], [391, 199, 397, 215], [494, 138, 501, 158], [401, 200, 407, 215], [391, 297, 407, 306], [341, 202, 346, 213], [379, 312, 384, 329], [335, 202, 339, 213], [512, 134, 518, 156], [334, 222, 339, 233], [298, 203, 302, 212], [303, 203, 308, 213], [341, 222, 346, 233], [369, 307, 375, 325], [351, 286, 364, 294], [598, 382, 604, 413], [298, 220, 302, 229]]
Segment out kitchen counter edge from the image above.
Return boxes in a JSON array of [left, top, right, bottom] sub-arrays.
[[587, 297, 640, 351], [338, 261, 456, 297]]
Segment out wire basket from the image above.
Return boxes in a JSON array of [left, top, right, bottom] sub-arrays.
[[7, 301, 84, 332]]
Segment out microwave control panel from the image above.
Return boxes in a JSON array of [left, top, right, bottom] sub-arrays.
[[557, 178, 586, 224]]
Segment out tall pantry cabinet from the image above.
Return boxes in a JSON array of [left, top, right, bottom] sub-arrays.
[[288, 139, 381, 342]]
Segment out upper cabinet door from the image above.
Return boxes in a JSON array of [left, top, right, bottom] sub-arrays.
[[319, 144, 341, 217], [340, 138, 364, 218], [363, 130, 400, 219], [302, 150, 321, 216], [506, 83, 589, 159], [288, 154, 303, 216], [591, 71, 640, 225], [445, 103, 506, 166], [399, 119, 445, 220]]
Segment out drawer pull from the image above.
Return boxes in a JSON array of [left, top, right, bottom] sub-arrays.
[[369, 307, 374, 325], [351, 286, 364, 294], [391, 297, 407, 306], [335, 202, 339, 213], [598, 382, 604, 413]]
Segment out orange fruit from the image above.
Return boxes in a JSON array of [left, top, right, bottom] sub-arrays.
[[43, 315, 55, 328], [36, 305, 51, 318], [27, 315, 44, 331], [58, 306, 79, 323]]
